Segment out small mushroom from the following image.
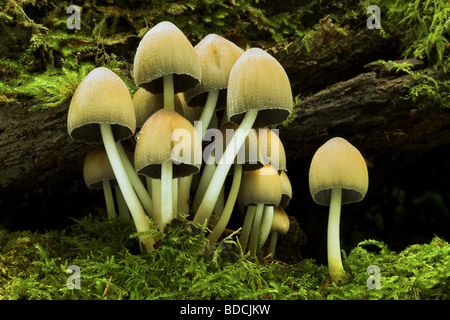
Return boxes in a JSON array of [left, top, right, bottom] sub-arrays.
[[309, 137, 369, 283], [267, 205, 290, 258]]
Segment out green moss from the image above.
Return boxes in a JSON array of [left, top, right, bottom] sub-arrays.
[[1, 216, 448, 300]]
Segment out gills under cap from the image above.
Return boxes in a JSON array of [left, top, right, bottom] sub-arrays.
[[309, 137, 369, 206], [227, 48, 293, 128], [67, 67, 136, 145], [133, 21, 202, 94], [238, 164, 282, 206]]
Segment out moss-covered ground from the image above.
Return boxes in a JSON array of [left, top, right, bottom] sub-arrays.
[[1, 215, 448, 300]]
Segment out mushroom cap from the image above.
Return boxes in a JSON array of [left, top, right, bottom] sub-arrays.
[[67, 67, 136, 145], [134, 109, 202, 179], [133, 88, 183, 129], [183, 34, 244, 110], [271, 206, 290, 234], [227, 48, 293, 128], [280, 171, 292, 208], [309, 137, 369, 206], [218, 122, 264, 171], [83, 148, 115, 189], [133, 21, 202, 94], [238, 164, 282, 206], [256, 128, 286, 172]]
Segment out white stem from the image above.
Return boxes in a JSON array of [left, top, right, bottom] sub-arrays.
[[116, 142, 152, 216], [102, 179, 116, 219], [259, 205, 274, 249], [114, 186, 130, 221], [178, 175, 193, 216], [208, 164, 242, 244], [151, 179, 161, 230], [100, 123, 153, 252], [239, 205, 256, 251], [192, 156, 216, 213], [268, 231, 279, 258], [163, 74, 174, 111], [193, 109, 258, 225], [172, 178, 178, 220], [248, 203, 265, 257], [160, 160, 173, 230], [328, 187, 344, 283], [198, 89, 219, 139]]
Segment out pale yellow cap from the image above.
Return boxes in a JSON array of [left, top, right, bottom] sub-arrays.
[[67, 67, 136, 145], [239, 164, 282, 206], [256, 128, 286, 172], [184, 34, 244, 109], [133, 88, 183, 129], [271, 206, 290, 234], [227, 48, 293, 128], [83, 148, 115, 189], [133, 21, 202, 94], [309, 137, 369, 206], [280, 171, 292, 208], [134, 109, 202, 179]]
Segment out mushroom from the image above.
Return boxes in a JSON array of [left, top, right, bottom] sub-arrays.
[[267, 205, 290, 258], [238, 164, 282, 257], [193, 48, 292, 226], [309, 137, 369, 283], [280, 170, 292, 208], [67, 67, 154, 252], [206, 122, 263, 244], [133, 21, 202, 111], [135, 109, 202, 231], [83, 148, 117, 219], [184, 33, 244, 139]]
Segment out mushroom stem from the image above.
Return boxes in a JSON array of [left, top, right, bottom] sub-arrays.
[[116, 142, 153, 216], [248, 203, 265, 257], [114, 186, 130, 220], [193, 109, 258, 225], [192, 155, 216, 213], [259, 205, 274, 249], [178, 175, 192, 216], [328, 187, 344, 282], [102, 179, 117, 219], [163, 74, 175, 111], [207, 163, 242, 244], [151, 179, 162, 229], [100, 123, 154, 252], [160, 159, 173, 231], [268, 231, 279, 258], [239, 205, 256, 251], [197, 89, 219, 139]]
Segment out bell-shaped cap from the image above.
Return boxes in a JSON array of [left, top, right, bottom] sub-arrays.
[[227, 48, 293, 128], [133, 88, 183, 129], [184, 34, 244, 109], [256, 128, 286, 172], [280, 171, 292, 208], [134, 109, 202, 179], [271, 206, 290, 234], [67, 67, 136, 145], [83, 148, 115, 189], [239, 164, 282, 206], [309, 137, 369, 206], [133, 21, 202, 94]]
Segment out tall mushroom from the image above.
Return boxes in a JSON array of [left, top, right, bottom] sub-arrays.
[[67, 67, 153, 252], [193, 48, 292, 226], [135, 109, 202, 231], [309, 137, 369, 283]]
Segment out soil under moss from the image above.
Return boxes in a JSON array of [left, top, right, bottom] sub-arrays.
[[0, 215, 448, 300]]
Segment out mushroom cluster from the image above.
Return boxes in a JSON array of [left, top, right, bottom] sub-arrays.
[[67, 21, 368, 283]]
